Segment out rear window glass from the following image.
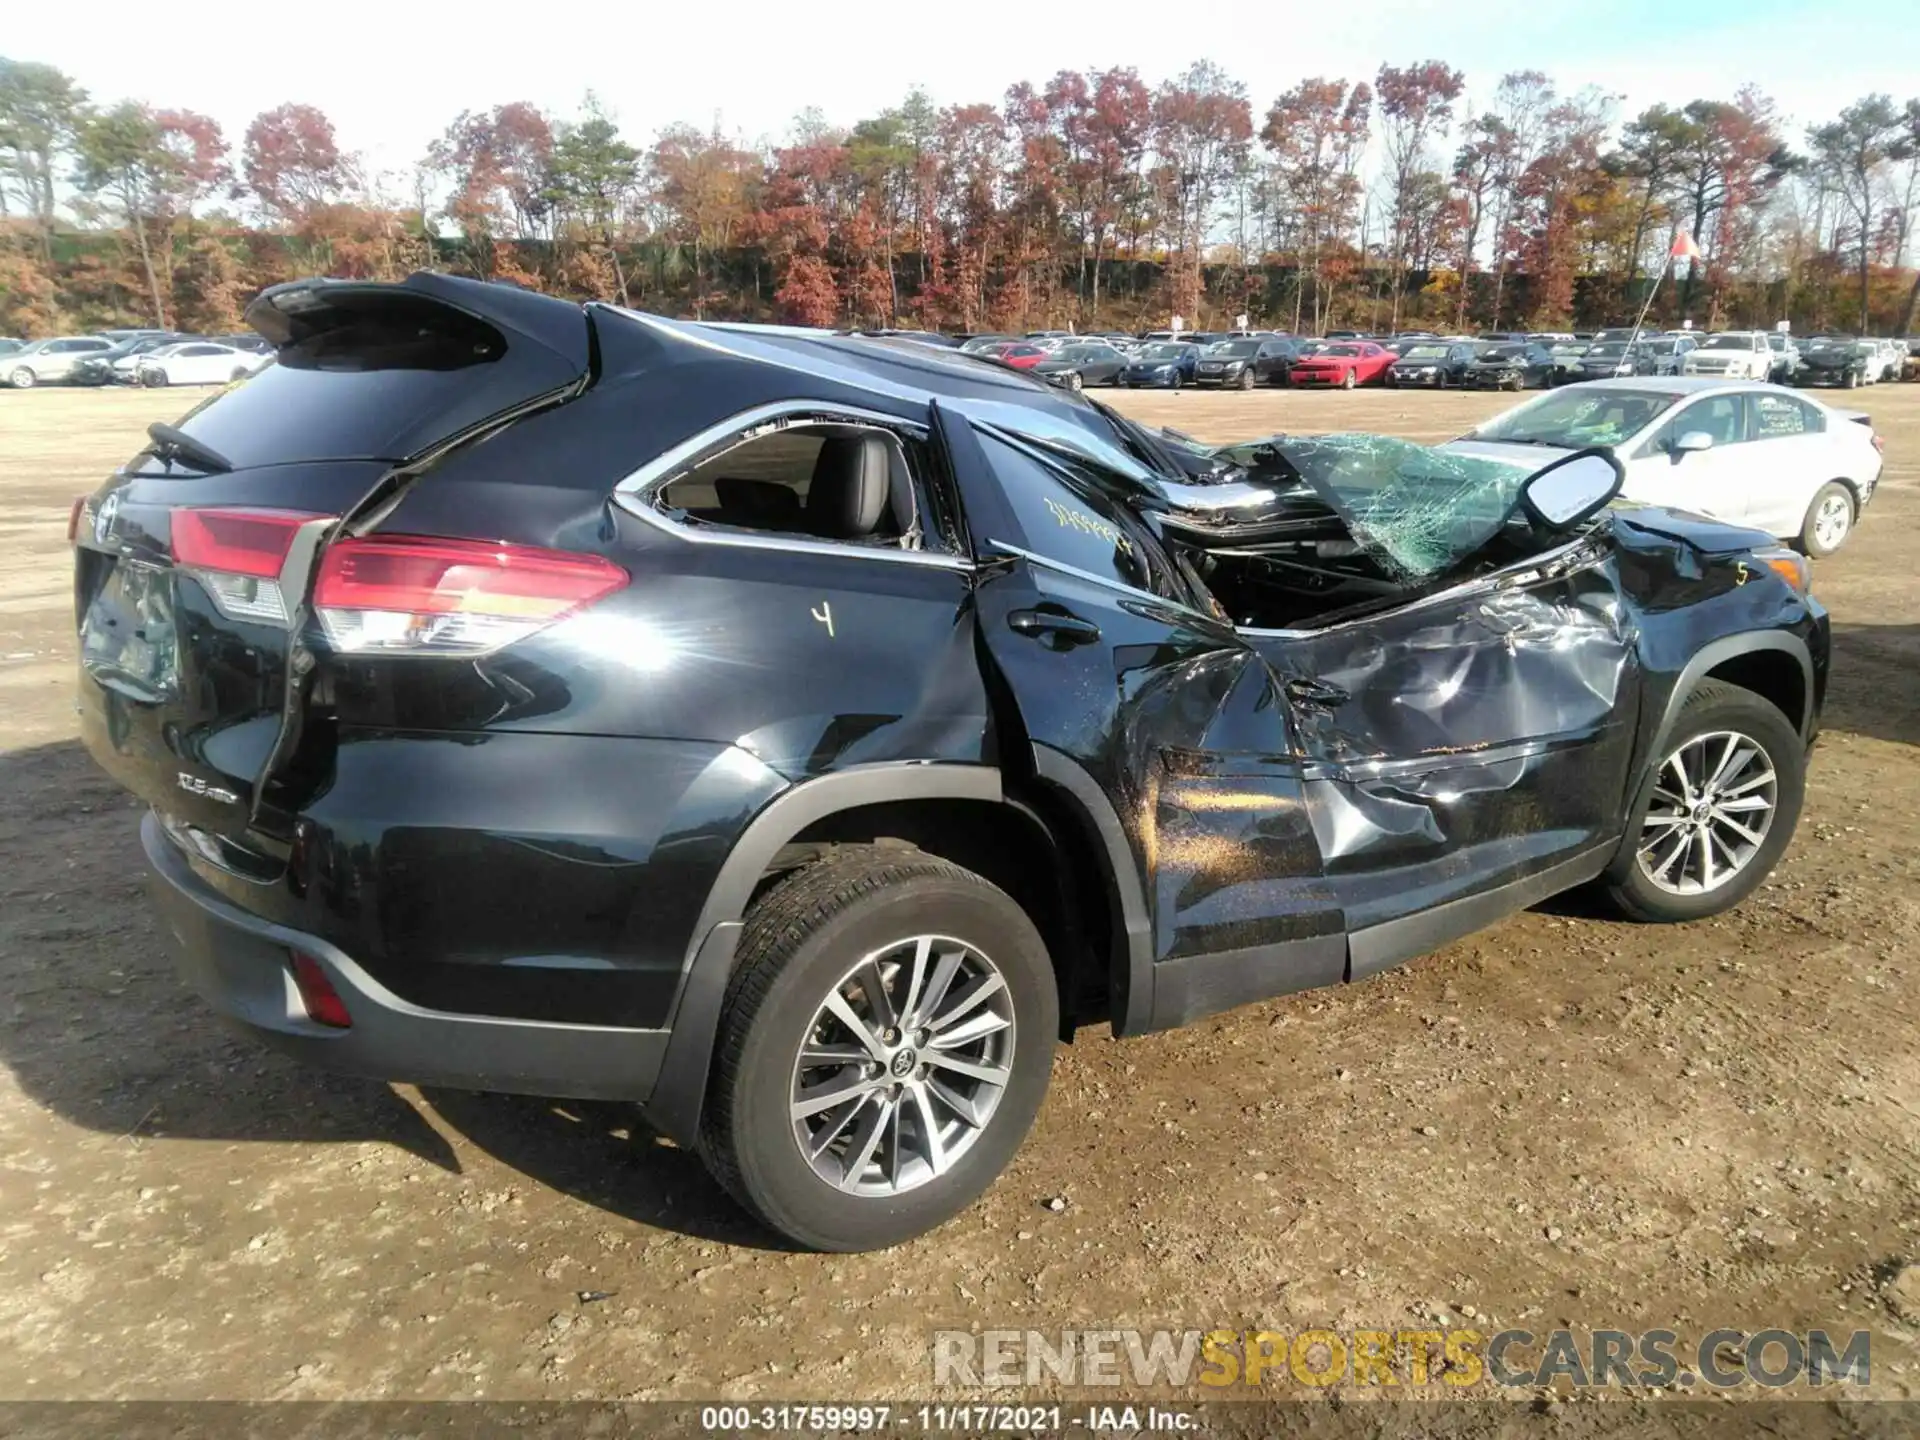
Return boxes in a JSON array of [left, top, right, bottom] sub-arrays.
[[159, 292, 581, 470]]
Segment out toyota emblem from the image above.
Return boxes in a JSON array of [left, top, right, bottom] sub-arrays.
[[93, 492, 120, 546]]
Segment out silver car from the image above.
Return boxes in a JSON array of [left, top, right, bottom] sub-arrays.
[[5, 336, 117, 388]]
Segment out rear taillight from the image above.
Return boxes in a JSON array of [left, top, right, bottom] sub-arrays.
[[313, 536, 628, 655], [289, 951, 351, 1029], [171, 507, 329, 626], [1871, 433, 1885, 454]]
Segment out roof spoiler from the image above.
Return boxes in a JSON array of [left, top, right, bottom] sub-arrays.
[[245, 271, 592, 374]]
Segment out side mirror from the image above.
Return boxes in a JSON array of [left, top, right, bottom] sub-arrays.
[[1672, 430, 1714, 454], [1519, 447, 1624, 530]]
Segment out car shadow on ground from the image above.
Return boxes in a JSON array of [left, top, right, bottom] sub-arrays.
[[1824, 623, 1920, 750], [0, 738, 464, 1170], [416, 1089, 794, 1250], [0, 736, 787, 1248]]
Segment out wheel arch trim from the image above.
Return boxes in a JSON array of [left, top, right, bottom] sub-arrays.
[[643, 762, 1003, 1145], [1650, 630, 1815, 764], [1028, 746, 1155, 1038]]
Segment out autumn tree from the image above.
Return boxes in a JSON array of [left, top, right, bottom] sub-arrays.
[[242, 103, 350, 221], [1262, 77, 1371, 330], [426, 103, 554, 271], [1896, 99, 1920, 335], [1808, 94, 1907, 329], [74, 103, 175, 325], [1450, 114, 1510, 328], [0, 58, 86, 260], [1374, 60, 1465, 327], [1150, 61, 1251, 321], [1482, 72, 1559, 327], [1047, 68, 1151, 316], [1509, 93, 1614, 325], [651, 121, 763, 316]]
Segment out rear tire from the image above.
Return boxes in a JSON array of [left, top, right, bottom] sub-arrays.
[[1602, 680, 1804, 924], [698, 848, 1057, 1252], [1799, 482, 1855, 557]]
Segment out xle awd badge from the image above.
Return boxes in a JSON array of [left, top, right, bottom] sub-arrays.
[[177, 772, 239, 806]]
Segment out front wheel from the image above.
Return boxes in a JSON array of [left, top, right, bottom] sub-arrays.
[[1237, 367, 1255, 390], [1066, 371, 1083, 392], [7, 367, 34, 390], [698, 849, 1058, 1252], [1603, 680, 1804, 924], [1800, 482, 1855, 557], [1340, 368, 1356, 390], [1170, 372, 1183, 389], [141, 369, 168, 388]]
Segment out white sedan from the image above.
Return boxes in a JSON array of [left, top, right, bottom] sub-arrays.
[[128, 342, 271, 388], [1446, 377, 1884, 556]]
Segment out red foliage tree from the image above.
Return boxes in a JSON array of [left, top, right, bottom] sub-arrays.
[[242, 103, 349, 221]]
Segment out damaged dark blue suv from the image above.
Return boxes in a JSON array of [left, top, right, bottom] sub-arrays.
[[74, 274, 1829, 1250]]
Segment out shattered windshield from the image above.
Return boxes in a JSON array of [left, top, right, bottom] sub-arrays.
[[1169, 434, 1538, 581], [1468, 388, 1680, 449], [1266, 436, 1534, 579]]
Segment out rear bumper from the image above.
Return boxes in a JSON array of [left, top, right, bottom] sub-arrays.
[[142, 811, 671, 1101]]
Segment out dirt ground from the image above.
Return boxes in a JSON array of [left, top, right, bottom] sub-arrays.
[[2, 378, 1919, 1410]]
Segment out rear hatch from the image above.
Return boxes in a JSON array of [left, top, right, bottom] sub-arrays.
[[73, 272, 591, 868]]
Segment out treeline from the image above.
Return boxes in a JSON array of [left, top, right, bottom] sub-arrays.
[[2, 55, 1918, 339]]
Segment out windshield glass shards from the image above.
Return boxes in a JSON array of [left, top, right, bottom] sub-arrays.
[[1265, 435, 1534, 579], [1162, 434, 1535, 581]]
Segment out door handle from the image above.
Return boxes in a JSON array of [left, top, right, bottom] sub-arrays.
[[1008, 607, 1102, 647], [1285, 677, 1349, 707]]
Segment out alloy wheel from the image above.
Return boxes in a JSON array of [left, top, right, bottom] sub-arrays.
[[1635, 730, 1778, 896], [1812, 493, 1852, 551], [789, 934, 1015, 1197]]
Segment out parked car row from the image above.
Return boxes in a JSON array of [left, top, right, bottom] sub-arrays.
[[2, 330, 272, 390], [938, 325, 1919, 396]]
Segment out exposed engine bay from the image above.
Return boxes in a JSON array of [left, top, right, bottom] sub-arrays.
[[1146, 430, 1578, 630]]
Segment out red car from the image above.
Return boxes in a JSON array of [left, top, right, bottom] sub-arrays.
[[983, 342, 1049, 370], [1288, 342, 1394, 389]]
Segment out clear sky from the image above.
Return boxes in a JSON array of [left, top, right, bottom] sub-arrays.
[[8, 0, 1915, 189]]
